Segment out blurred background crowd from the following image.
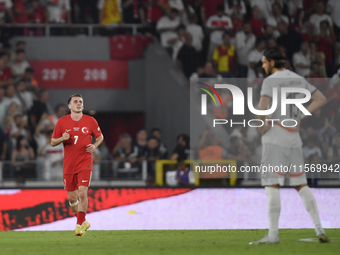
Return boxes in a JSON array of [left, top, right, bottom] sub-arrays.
[[0, 0, 339, 187]]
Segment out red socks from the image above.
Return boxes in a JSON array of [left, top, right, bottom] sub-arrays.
[[77, 212, 86, 225]]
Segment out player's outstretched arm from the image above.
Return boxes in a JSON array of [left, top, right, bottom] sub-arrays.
[[51, 130, 70, 147]]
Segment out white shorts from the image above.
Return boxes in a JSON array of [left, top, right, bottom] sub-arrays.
[[261, 144, 307, 186]]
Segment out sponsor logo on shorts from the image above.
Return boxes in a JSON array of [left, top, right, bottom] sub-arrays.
[[82, 180, 88, 182]]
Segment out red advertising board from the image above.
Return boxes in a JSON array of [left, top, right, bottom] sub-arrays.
[[29, 60, 128, 89]]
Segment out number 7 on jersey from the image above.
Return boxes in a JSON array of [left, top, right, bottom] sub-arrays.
[[74, 136, 78, 144]]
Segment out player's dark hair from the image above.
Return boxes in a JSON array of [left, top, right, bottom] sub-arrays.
[[16, 40, 26, 47], [148, 135, 159, 143], [151, 128, 161, 133], [15, 49, 25, 55], [54, 103, 66, 113], [68, 93, 83, 104], [177, 134, 190, 145], [120, 133, 132, 142], [176, 24, 186, 31], [25, 67, 34, 73], [16, 135, 25, 151], [216, 4, 225, 12], [170, 8, 179, 14], [263, 47, 286, 68]]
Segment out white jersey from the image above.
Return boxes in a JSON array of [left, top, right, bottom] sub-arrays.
[[260, 69, 317, 148]]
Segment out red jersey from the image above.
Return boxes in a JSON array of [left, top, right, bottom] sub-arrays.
[[52, 114, 102, 175], [0, 67, 12, 80]]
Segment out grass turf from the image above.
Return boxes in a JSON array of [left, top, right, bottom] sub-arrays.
[[0, 229, 339, 255]]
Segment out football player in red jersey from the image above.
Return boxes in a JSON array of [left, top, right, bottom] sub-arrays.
[[51, 94, 104, 236]]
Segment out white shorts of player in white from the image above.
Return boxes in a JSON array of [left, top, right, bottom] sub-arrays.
[[261, 144, 307, 186]]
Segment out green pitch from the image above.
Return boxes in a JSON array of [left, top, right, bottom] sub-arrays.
[[0, 229, 339, 255]]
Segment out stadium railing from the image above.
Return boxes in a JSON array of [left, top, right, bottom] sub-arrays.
[[4, 23, 146, 36]]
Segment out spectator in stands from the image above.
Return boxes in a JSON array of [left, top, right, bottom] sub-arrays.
[[10, 113, 27, 148], [34, 112, 54, 180], [31, 0, 47, 24], [12, 135, 35, 186], [167, 0, 185, 16], [145, 0, 167, 34], [197, 130, 227, 160], [156, 8, 180, 56], [15, 79, 33, 113], [303, 134, 322, 161], [0, 53, 13, 88], [286, 0, 303, 17], [0, 88, 6, 129], [171, 134, 190, 161], [22, 67, 38, 96], [3, 84, 21, 108], [213, 32, 236, 78], [230, 10, 243, 36], [250, 6, 265, 38], [98, 140, 110, 178], [78, 0, 99, 24], [170, 24, 186, 61], [113, 133, 140, 172], [326, 79, 340, 110], [319, 118, 337, 148], [224, 0, 246, 17], [327, 0, 340, 37], [291, 9, 312, 42], [305, 62, 328, 93], [38, 127, 64, 180], [200, 0, 224, 27], [50, 103, 67, 125], [47, 0, 71, 25], [247, 38, 266, 83], [313, 20, 335, 76], [121, 0, 145, 25], [134, 128, 147, 159], [15, 40, 26, 51], [276, 21, 302, 63], [309, 0, 334, 37], [177, 32, 198, 78], [235, 21, 256, 78], [12, 49, 30, 78], [190, 61, 223, 80], [266, 3, 289, 39], [250, 0, 271, 20], [327, 134, 340, 162], [186, 14, 203, 52], [145, 135, 160, 185], [206, 5, 233, 61], [13, 0, 31, 24], [30, 0, 47, 36], [150, 127, 167, 159], [293, 41, 312, 77], [309, 40, 327, 78], [29, 90, 49, 130], [98, 0, 123, 25], [176, 160, 194, 186], [263, 25, 275, 40], [0, 0, 15, 24], [303, 108, 326, 132]]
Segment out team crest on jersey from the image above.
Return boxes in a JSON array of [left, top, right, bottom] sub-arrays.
[[73, 127, 80, 131], [82, 127, 89, 133]]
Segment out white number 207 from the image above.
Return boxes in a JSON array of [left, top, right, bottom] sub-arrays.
[[74, 136, 78, 144]]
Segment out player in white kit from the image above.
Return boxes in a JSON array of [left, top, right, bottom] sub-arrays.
[[249, 48, 330, 244]]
